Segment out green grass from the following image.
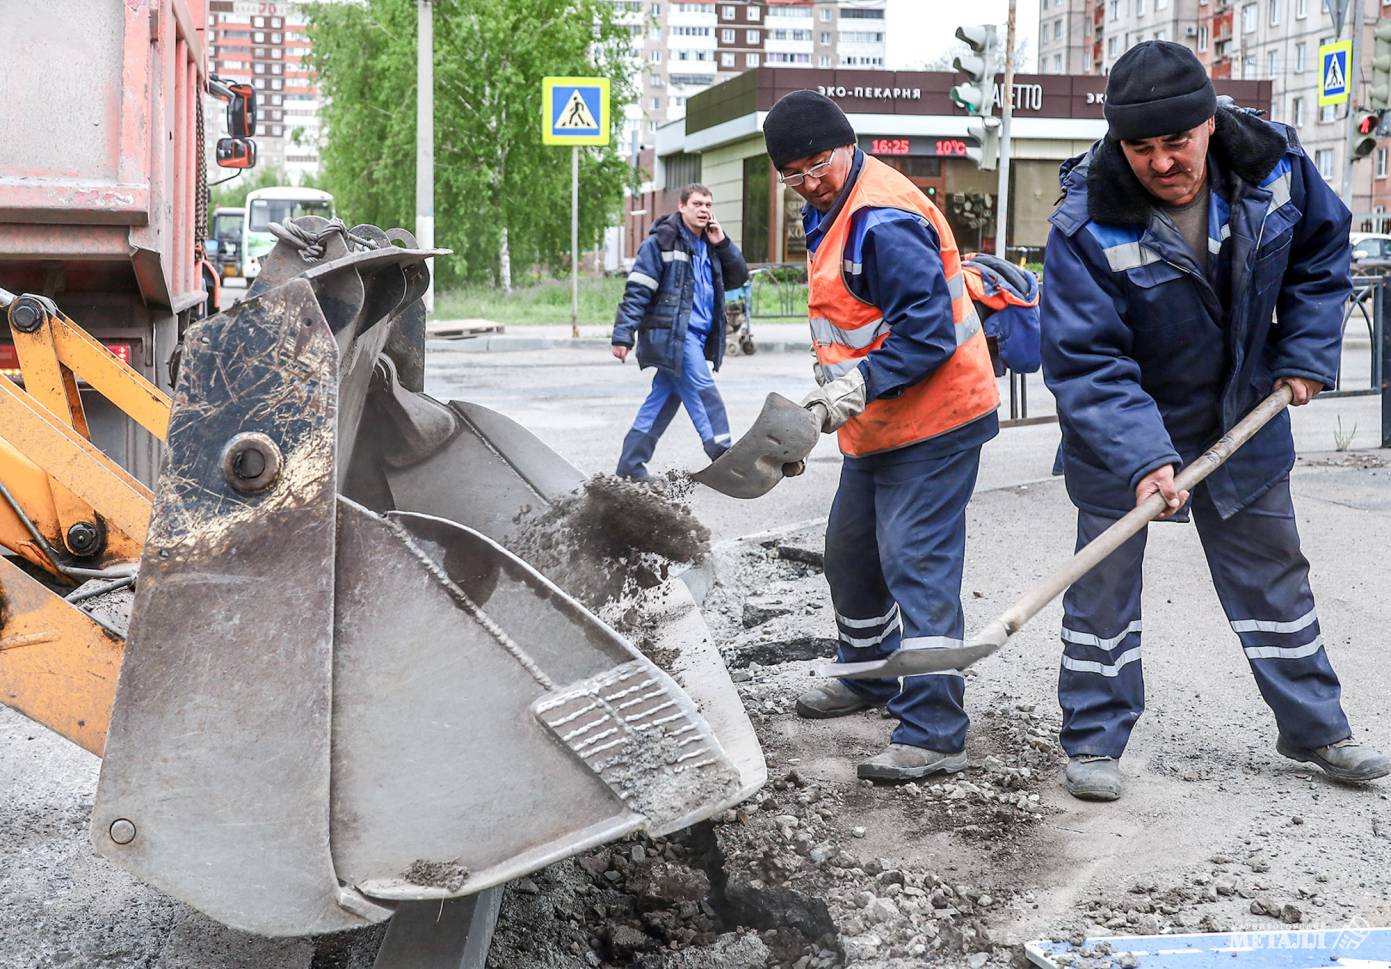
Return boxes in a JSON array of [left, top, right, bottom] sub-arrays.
[[433, 276, 627, 325]]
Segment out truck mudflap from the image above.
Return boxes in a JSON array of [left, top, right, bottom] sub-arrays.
[[90, 223, 764, 938]]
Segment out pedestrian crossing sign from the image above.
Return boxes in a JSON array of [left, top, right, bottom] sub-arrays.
[[1319, 40, 1352, 107], [542, 77, 611, 146]]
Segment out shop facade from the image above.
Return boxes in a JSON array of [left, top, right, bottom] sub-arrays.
[[624, 67, 1271, 265]]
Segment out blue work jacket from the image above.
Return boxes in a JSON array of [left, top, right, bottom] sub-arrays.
[[612, 213, 749, 374], [1041, 108, 1351, 519]]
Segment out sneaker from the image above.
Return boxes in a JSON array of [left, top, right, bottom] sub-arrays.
[[794, 680, 878, 720], [857, 743, 968, 782], [1276, 736, 1391, 784], [1064, 755, 1122, 801]]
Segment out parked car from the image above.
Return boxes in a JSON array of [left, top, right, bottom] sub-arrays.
[[1350, 232, 1391, 274]]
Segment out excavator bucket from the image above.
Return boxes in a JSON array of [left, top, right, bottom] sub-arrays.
[[89, 220, 764, 938]]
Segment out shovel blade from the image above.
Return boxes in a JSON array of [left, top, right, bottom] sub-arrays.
[[817, 640, 1003, 680], [693, 393, 820, 499]]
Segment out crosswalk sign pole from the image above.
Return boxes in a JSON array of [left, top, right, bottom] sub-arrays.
[[571, 145, 580, 340]]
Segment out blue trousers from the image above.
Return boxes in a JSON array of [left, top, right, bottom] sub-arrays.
[[1059, 477, 1350, 759], [826, 445, 982, 753], [615, 329, 731, 479]]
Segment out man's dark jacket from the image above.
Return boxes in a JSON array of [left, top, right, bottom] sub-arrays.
[[1040, 107, 1351, 519], [612, 213, 749, 373]]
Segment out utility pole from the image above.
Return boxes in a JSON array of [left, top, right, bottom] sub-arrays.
[[1341, 0, 1364, 207], [416, 0, 435, 315], [572, 145, 580, 339], [996, 0, 1016, 260]]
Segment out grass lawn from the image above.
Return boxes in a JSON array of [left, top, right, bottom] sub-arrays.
[[433, 277, 627, 325]]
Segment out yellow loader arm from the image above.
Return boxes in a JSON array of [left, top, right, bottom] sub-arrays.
[[0, 287, 169, 753]]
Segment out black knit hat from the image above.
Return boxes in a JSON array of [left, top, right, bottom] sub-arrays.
[[762, 90, 858, 169], [1104, 41, 1216, 141]]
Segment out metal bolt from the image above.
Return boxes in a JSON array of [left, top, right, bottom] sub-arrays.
[[221, 432, 282, 494], [66, 521, 101, 557], [9, 299, 43, 333], [109, 819, 136, 845]]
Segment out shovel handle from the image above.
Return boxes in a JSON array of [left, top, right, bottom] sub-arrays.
[[991, 385, 1294, 641]]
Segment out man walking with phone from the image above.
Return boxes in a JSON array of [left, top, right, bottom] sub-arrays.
[[612, 185, 749, 480]]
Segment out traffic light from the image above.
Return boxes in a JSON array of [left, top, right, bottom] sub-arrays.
[[966, 117, 1002, 170], [1354, 112, 1381, 161], [950, 25, 1000, 117], [1372, 18, 1391, 111], [951, 24, 1001, 170]]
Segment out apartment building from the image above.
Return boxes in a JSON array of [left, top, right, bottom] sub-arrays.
[[206, 0, 324, 182], [1037, 0, 1388, 219], [614, 0, 886, 153], [1038, 0, 1093, 74]]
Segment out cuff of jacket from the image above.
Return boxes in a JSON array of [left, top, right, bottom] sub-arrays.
[[612, 337, 635, 348], [1272, 366, 1336, 389], [1127, 451, 1183, 494]]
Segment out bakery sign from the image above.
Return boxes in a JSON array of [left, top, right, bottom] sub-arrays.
[[817, 85, 924, 102]]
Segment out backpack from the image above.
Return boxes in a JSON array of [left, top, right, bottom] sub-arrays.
[[961, 253, 1041, 375]]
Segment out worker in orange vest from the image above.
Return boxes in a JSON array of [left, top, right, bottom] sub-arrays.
[[763, 91, 1000, 782]]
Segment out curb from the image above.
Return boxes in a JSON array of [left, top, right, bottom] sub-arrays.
[[430, 335, 809, 355]]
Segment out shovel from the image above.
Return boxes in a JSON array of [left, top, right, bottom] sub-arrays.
[[693, 392, 821, 499], [820, 386, 1295, 680]]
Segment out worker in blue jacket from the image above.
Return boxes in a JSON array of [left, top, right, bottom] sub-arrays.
[[1041, 41, 1389, 801], [612, 185, 749, 480]]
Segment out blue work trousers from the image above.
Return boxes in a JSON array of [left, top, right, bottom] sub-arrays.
[[1058, 477, 1350, 758], [825, 445, 983, 753], [615, 327, 731, 479]]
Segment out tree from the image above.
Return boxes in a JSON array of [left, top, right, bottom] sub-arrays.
[[306, 0, 635, 290]]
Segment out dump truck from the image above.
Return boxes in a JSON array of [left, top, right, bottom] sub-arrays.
[[0, 2, 764, 966]]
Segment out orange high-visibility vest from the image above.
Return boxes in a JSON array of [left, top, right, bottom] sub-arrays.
[[808, 155, 999, 457]]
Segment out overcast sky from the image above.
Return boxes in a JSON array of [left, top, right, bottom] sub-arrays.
[[884, 0, 1042, 73]]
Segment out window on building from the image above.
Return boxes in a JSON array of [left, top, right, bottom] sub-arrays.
[[1266, 49, 1277, 75], [1268, 0, 1280, 24], [820, 7, 833, 21], [650, 49, 662, 62], [254, 31, 265, 42], [271, 78, 283, 90], [721, 52, 735, 66], [270, 17, 281, 27], [818, 54, 831, 66], [1320, 102, 1336, 123], [722, 4, 735, 17], [820, 31, 831, 43], [748, 4, 761, 20], [1291, 95, 1303, 126], [1110, 0, 1119, 20], [722, 28, 735, 41], [271, 62, 283, 75], [1054, 52, 1063, 71], [1242, 3, 1257, 31], [1055, 19, 1063, 39], [1199, 25, 1210, 48], [1157, 0, 1168, 7], [1155, 29, 1166, 39], [253, 16, 264, 26], [271, 31, 282, 43], [1108, 35, 1118, 56], [745, 29, 758, 43], [1242, 53, 1256, 76], [1315, 148, 1334, 178], [1136, 0, 1144, 15], [1296, 0, 1307, 14], [254, 62, 266, 74], [1295, 41, 1306, 70], [1378, 147, 1388, 178], [746, 52, 760, 66]]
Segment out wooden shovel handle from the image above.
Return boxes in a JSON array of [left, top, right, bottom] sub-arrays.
[[992, 385, 1294, 640]]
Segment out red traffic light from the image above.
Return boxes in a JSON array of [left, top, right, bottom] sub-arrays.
[[1359, 112, 1380, 135]]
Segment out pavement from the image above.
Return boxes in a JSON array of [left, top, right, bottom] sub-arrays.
[[0, 334, 1387, 968]]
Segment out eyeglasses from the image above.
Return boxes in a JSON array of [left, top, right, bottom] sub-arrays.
[[778, 149, 838, 187]]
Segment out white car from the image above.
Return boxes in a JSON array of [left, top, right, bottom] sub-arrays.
[[1349, 232, 1391, 270]]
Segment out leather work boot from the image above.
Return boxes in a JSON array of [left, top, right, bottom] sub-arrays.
[[1276, 736, 1391, 783], [795, 680, 879, 719], [857, 743, 967, 782], [1064, 755, 1122, 801]]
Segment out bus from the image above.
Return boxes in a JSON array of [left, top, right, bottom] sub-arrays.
[[240, 187, 335, 280]]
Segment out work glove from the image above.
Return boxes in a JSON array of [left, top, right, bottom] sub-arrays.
[[801, 366, 867, 433]]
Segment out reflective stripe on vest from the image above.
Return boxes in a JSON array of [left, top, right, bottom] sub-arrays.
[[806, 155, 999, 456]]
